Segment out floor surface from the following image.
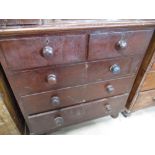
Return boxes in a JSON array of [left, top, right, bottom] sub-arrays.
[[53, 106, 155, 135]]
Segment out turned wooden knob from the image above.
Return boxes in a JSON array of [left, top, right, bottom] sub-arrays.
[[54, 117, 64, 127], [42, 46, 53, 58], [51, 96, 60, 106], [47, 74, 57, 84], [105, 103, 112, 112], [110, 64, 121, 74], [116, 40, 127, 50], [106, 85, 114, 93]]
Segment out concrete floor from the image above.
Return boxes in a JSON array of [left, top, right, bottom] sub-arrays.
[[53, 106, 155, 135]]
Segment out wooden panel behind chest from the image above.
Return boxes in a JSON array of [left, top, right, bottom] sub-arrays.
[[0, 67, 25, 134]]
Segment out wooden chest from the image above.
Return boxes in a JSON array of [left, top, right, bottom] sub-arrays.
[[0, 20, 154, 134], [125, 32, 155, 113]]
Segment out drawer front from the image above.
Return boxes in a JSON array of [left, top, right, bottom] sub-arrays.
[[0, 34, 87, 70], [133, 90, 155, 111], [28, 94, 128, 134], [88, 30, 153, 60], [9, 56, 140, 96], [141, 72, 155, 91], [87, 55, 142, 83], [21, 76, 134, 115]]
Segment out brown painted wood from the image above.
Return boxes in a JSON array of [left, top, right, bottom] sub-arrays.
[[0, 34, 87, 70], [88, 30, 153, 60], [21, 76, 135, 115], [8, 56, 141, 96], [28, 93, 128, 134]]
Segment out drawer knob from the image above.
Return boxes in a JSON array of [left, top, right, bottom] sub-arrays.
[[106, 85, 114, 93], [43, 46, 53, 58], [117, 40, 127, 49], [105, 104, 112, 112], [110, 64, 121, 74], [51, 96, 60, 106], [47, 74, 57, 84], [54, 117, 64, 127]]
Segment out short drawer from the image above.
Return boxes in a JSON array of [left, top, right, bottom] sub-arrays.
[[88, 29, 153, 60], [141, 72, 155, 91], [21, 76, 135, 115], [133, 89, 155, 111], [0, 34, 87, 70], [9, 56, 141, 96], [28, 94, 128, 134]]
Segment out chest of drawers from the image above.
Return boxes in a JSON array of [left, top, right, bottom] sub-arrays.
[[125, 32, 155, 113], [0, 20, 154, 134]]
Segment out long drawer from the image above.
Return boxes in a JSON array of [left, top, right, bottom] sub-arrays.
[[21, 76, 135, 115], [9, 56, 141, 96], [88, 29, 153, 60], [0, 34, 87, 70], [28, 94, 128, 134]]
